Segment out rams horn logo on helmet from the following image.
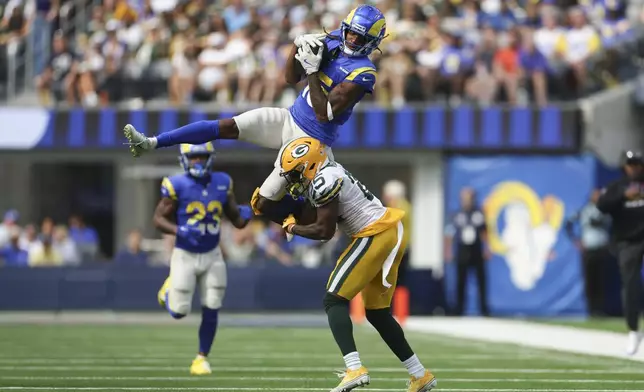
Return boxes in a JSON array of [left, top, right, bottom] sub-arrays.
[[291, 144, 310, 158]]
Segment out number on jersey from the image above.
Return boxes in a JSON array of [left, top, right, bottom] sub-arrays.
[[343, 169, 374, 201]]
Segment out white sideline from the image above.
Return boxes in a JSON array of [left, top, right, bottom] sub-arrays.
[[405, 317, 644, 362], [4, 376, 644, 383]]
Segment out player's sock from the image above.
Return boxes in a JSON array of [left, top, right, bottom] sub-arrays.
[[165, 292, 186, 320], [402, 354, 426, 379], [365, 308, 416, 363], [323, 294, 358, 358], [153, 120, 220, 149], [198, 307, 219, 356], [343, 351, 363, 371]]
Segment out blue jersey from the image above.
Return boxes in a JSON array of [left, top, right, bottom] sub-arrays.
[[289, 30, 377, 146], [160, 172, 232, 254]]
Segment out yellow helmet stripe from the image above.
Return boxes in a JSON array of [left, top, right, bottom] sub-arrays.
[[180, 144, 191, 154], [368, 18, 386, 37], [205, 142, 215, 152], [344, 7, 357, 25]]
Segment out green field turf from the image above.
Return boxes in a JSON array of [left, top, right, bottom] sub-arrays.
[[1, 321, 644, 392], [536, 317, 627, 333]]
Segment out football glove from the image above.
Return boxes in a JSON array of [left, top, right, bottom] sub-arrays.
[[176, 224, 202, 246], [295, 45, 323, 75], [282, 214, 296, 242], [250, 187, 262, 215], [238, 205, 253, 222], [294, 33, 325, 49], [282, 214, 296, 234]]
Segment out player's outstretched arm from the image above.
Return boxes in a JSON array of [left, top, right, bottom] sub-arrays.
[[285, 44, 305, 85], [153, 197, 179, 235], [285, 197, 339, 241], [224, 191, 252, 229]]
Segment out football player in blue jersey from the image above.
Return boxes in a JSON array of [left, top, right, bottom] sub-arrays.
[[154, 142, 253, 375], [123, 4, 386, 225]]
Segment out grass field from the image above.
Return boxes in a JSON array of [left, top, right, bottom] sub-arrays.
[[1, 319, 644, 392]]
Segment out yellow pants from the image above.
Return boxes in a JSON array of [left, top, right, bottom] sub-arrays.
[[326, 221, 408, 310]]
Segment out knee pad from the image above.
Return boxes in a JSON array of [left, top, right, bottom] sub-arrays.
[[202, 288, 225, 310], [168, 290, 191, 318], [323, 292, 349, 313], [365, 308, 392, 325]]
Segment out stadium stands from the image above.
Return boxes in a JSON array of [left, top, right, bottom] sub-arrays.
[[2, 0, 644, 106]]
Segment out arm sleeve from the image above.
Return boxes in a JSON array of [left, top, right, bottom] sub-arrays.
[[596, 182, 624, 213]]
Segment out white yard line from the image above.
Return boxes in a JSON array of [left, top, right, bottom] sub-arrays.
[[3, 388, 644, 392], [2, 376, 644, 383], [0, 366, 642, 374], [405, 317, 644, 362]]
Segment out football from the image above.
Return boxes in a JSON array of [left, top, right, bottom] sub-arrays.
[[295, 41, 331, 76], [295, 200, 318, 225]]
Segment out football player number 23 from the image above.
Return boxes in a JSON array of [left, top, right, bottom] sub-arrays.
[[186, 201, 222, 235]]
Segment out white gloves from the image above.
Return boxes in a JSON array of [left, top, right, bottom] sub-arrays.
[[295, 45, 323, 75], [294, 33, 326, 49]]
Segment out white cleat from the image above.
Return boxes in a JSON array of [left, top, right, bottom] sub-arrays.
[[123, 124, 153, 157], [626, 331, 642, 356]]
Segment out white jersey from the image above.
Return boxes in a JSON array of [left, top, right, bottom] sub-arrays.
[[306, 161, 388, 237]]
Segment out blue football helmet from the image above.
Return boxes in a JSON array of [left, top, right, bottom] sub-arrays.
[[340, 5, 386, 57], [179, 143, 215, 178]]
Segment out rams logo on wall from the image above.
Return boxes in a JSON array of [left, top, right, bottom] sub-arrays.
[[447, 156, 591, 316], [483, 181, 564, 291]]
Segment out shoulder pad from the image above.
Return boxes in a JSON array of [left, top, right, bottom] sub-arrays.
[[310, 167, 344, 207], [161, 176, 180, 200]]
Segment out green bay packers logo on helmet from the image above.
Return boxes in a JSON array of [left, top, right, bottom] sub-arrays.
[[291, 144, 310, 159]]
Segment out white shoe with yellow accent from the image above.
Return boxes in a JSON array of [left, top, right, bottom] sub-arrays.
[[123, 124, 153, 158], [406, 369, 437, 392], [157, 277, 170, 308], [190, 356, 212, 375], [331, 366, 370, 392]]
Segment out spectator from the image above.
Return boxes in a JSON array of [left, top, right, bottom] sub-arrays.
[[19, 224, 39, 252], [115, 229, 149, 265], [0, 209, 19, 248], [98, 19, 127, 103], [36, 30, 77, 105], [493, 28, 521, 104], [169, 35, 197, 105], [255, 221, 293, 266], [68, 214, 99, 260], [560, 7, 601, 96], [519, 30, 548, 106], [53, 225, 80, 265], [220, 220, 256, 266], [0, 226, 28, 267], [222, 0, 250, 34], [195, 32, 230, 103], [565, 188, 612, 317], [29, 234, 63, 267]]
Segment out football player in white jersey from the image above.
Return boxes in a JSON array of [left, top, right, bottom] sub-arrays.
[[270, 137, 437, 392]]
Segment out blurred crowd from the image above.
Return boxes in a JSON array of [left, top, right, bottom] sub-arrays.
[[0, 210, 100, 267], [3, 0, 644, 107], [0, 179, 410, 268]]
